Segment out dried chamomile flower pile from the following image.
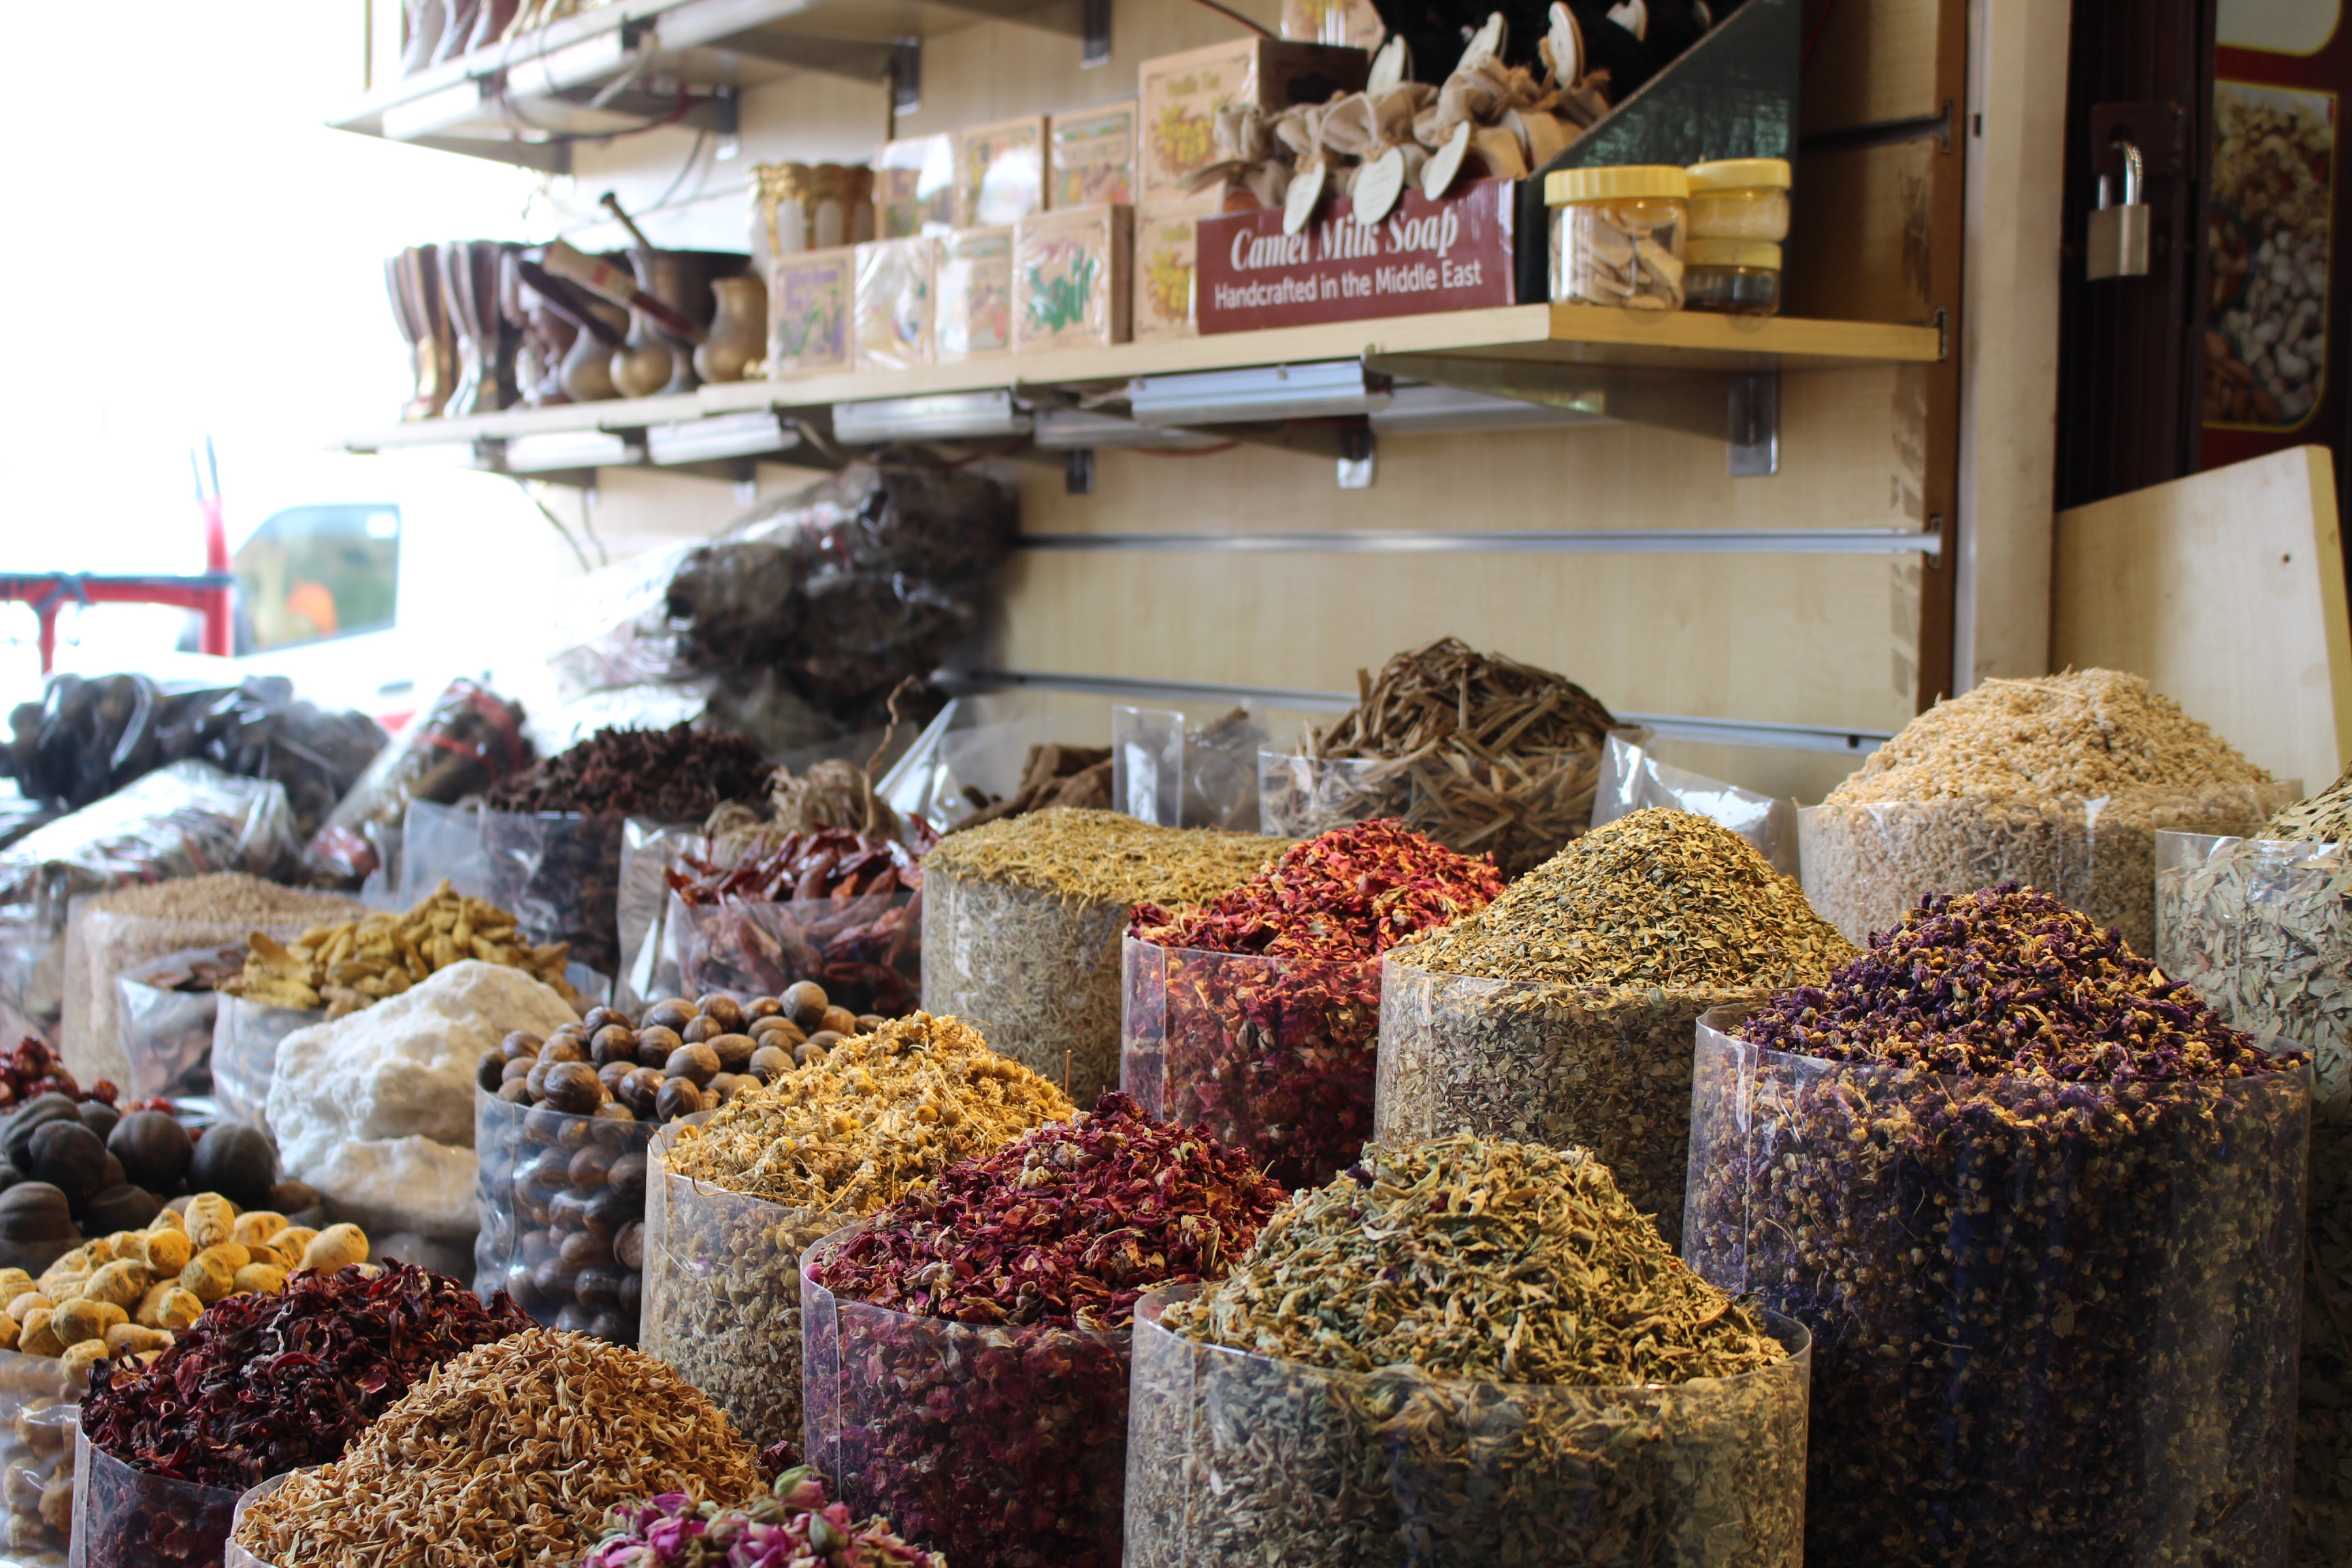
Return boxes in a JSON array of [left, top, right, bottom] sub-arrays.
[[0, 1196, 367, 1384], [644, 1013, 1072, 1452], [1378, 808, 1851, 1243], [232, 1328, 760, 1567], [1689, 884, 2308, 1565]]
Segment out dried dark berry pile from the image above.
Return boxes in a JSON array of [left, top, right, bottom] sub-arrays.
[[805, 1094, 1283, 1568], [1688, 884, 2310, 1567]]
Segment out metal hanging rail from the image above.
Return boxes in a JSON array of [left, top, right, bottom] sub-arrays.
[[1014, 528, 1942, 557]]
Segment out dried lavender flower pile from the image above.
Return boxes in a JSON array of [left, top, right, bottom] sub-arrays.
[[1377, 808, 1851, 1243], [1800, 669, 2286, 953], [803, 1094, 1285, 1568], [1688, 884, 2310, 1567], [1126, 819, 1503, 1188], [2155, 760, 2352, 1565], [1129, 1137, 1806, 1566], [644, 1013, 1072, 1453], [921, 808, 1282, 1100], [581, 1467, 943, 1568], [232, 1327, 760, 1567]]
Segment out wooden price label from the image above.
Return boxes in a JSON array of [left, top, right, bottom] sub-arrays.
[[1195, 177, 1518, 333]]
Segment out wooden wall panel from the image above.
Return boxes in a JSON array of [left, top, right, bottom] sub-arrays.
[[1784, 140, 1939, 325], [1799, 0, 1945, 135]]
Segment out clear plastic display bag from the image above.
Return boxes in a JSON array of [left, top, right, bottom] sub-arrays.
[[921, 870, 1126, 1101], [2154, 829, 2352, 1556], [221, 1474, 291, 1568], [1682, 1007, 2307, 1566], [300, 679, 532, 887], [878, 692, 1111, 835], [389, 800, 495, 906], [1123, 1284, 1812, 1568], [1797, 781, 2296, 956], [69, 1426, 243, 1568], [0, 1354, 76, 1567], [1374, 955, 1747, 1250], [480, 808, 630, 983], [1114, 705, 1274, 832], [114, 947, 241, 1102], [640, 1122, 840, 1454], [802, 1224, 1130, 1568], [472, 1088, 655, 1346], [1257, 753, 1410, 840], [671, 893, 920, 1017], [1121, 937, 1379, 1192], [1592, 733, 1799, 879], [210, 996, 323, 1134], [615, 821, 699, 1011]]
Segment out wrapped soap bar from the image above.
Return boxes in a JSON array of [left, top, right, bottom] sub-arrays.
[[1132, 195, 1223, 342], [1014, 206, 1132, 353], [767, 246, 856, 377], [1281, 0, 1385, 46], [1138, 39, 1367, 199], [1051, 101, 1137, 208], [853, 237, 939, 371], [939, 227, 1015, 361], [874, 135, 954, 239], [957, 115, 1048, 229]]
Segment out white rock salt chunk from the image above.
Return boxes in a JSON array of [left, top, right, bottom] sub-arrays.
[[265, 960, 578, 1181], [308, 1135, 480, 1241]]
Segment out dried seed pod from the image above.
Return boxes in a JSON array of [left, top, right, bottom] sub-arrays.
[[233, 1263, 289, 1295], [103, 1322, 171, 1357], [148, 1287, 203, 1330], [16, 1310, 62, 1359], [0, 1269, 31, 1303], [80, 1259, 152, 1311], [232, 1211, 289, 1250], [141, 1228, 193, 1275], [180, 1250, 239, 1304], [299, 1224, 368, 1275], [57, 1339, 106, 1384], [781, 981, 830, 1028], [0, 1311, 16, 1352], [184, 1194, 239, 1251], [502, 1031, 544, 1062], [664, 1043, 721, 1086], [6, 1292, 49, 1322], [53, 1298, 125, 1345]]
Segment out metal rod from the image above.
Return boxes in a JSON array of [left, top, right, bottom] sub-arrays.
[[956, 670, 1895, 754], [1014, 528, 1942, 557]]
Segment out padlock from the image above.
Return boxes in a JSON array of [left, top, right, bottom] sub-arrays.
[[2087, 140, 2151, 280]]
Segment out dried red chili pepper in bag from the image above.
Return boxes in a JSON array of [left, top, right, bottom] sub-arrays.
[[667, 830, 926, 1015], [1123, 819, 1502, 1189], [804, 1092, 1284, 1568]]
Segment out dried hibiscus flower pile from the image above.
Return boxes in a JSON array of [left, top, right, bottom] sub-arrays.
[[1127, 817, 1503, 1187], [803, 1093, 1285, 1568], [581, 1466, 941, 1568]]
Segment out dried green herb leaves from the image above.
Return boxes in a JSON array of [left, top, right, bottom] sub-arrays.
[[2266, 760, 2352, 843], [919, 807, 1280, 909], [1375, 810, 1852, 1244]]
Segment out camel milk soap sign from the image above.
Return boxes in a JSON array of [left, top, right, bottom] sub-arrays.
[[1195, 177, 1517, 333]]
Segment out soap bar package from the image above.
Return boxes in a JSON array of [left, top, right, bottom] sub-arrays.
[[1013, 205, 1132, 353], [874, 134, 955, 238], [1281, 0, 1385, 47], [956, 114, 1049, 229], [1137, 38, 1369, 199], [767, 245, 855, 376], [1132, 194, 1224, 341], [853, 236, 940, 370], [938, 227, 1015, 361], [1050, 100, 1137, 208]]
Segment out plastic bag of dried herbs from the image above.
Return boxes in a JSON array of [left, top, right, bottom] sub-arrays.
[[639, 1014, 1074, 1454], [670, 896, 919, 1019], [114, 947, 240, 1103], [1113, 704, 1283, 832], [800, 1094, 1282, 1568], [1375, 809, 1852, 1248], [2154, 799, 2352, 1565], [921, 810, 1282, 1102], [1120, 820, 1503, 1191], [1684, 884, 2310, 1567], [1592, 733, 1799, 879], [1128, 1136, 1811, 1568], [70, 1426, 241, 1568], [0, 1349, 76, 1563], [1797, 671, 2292, 955]]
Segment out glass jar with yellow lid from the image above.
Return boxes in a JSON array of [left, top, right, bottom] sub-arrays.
[[1686, 159, 1792, 242], [1545, 165, 1690, 310], [1684, 239, 1782, 315]]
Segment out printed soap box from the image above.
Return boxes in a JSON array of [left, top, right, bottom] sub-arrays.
[[956, 114, 1049, 229], [1137, 39, 1368, 199], [1014, 205, 1132, 353], [939, 227, 1015, 361], [1050, 100, 1137, 208], [853, 236, 940, 371], [1132, 194, 1225, 341], [874, 134, 954, 239], [766, 246, 855, 377]]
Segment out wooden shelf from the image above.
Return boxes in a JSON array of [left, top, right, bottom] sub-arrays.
[[334, 0, 1090, 169], [350, 304, 1943, 453]]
